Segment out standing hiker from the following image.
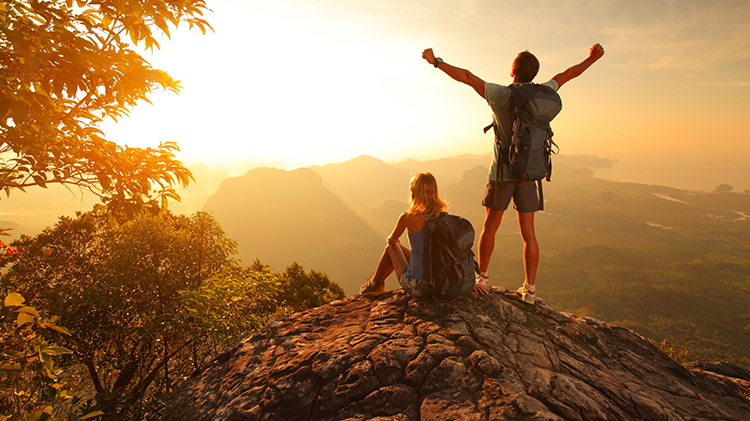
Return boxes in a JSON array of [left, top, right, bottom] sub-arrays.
[[422, 43, 605, 304]]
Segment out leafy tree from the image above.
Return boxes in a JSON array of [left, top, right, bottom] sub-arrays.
[[0, 209, 241, 419], [1, 210, 349, 418], [0, 0, 212, 213], [180, 264, 283, 370], [276, 262, 346, 314], [0, 291, 104, 421]]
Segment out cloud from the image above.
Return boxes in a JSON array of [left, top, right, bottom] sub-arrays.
[[602, 1, 750, 72], [703, 81, 750, 88]]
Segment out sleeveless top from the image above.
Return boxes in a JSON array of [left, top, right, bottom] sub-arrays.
[[406, 215, 434, 280]]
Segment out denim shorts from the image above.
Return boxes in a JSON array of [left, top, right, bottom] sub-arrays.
[[399, 273, 432, 298]]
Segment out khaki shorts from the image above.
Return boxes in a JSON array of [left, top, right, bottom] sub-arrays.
[[399, 273, 432, 298], [481, 179, 540, 212]]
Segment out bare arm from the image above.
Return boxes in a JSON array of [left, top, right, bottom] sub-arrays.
[[423, 48, 486, 98], [387, 212, 409, 245], [552, 43, 605, 89]]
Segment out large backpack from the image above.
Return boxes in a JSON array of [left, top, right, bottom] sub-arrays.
[[428, 213, 478, 301], [484, 83, 562, 210]]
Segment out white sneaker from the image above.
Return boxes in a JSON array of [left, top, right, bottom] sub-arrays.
[[517, 281, 536, 304], [476, 273, 489, 289]]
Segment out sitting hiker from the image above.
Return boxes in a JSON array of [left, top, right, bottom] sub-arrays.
[[360, 172, 481, 298], [360, 172, 445, 297]]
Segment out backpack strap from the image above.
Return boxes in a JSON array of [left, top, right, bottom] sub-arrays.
[[537, 180, 544, 211], [483, 121, 504, 208]]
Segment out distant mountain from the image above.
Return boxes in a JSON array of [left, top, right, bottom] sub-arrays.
[[0, 220, 37, 240], [365, 199, 407, 237], [0, 184, 98, 233], [555, 153, 618, 168], [309, 155, 412, 214], [203, 167, 382, 291], [392, 153, 490, 185], [169, 163, 230, 216]]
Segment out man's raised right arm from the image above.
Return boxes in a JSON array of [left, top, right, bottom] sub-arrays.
[[422, 48, 485, 99], [552, 43, 605, 89]]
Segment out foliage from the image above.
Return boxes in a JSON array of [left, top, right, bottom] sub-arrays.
[[0, 292, 104, 421], [276, 262, 346, 314], [180, 265, 282, 369], [0, 0, 212, 213], [1, 206, 349, 418], [650, 338, 693, 369], [0, 209, 240, 419]]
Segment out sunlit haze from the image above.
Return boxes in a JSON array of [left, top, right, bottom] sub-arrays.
[[96, 0, 749, 190]]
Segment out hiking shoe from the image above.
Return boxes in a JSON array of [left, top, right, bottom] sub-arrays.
[[360, 277, 385, 296], [475, 273, 489, 290], [517, 281, 536, 304]]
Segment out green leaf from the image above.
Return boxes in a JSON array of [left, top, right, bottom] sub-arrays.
[[10, 100, 29, 124], [0, 97, 11, 120], [17, 311, 36, 327], [32, 174, 48, 188], [79, 411, 105, 420], [17, 306, 41, 318], [41, 346, 73, 356], [0, 363, 22, 370], [23, 53, 42, 72], [97, 172, 111, 190], [4, 292, 25, 307], [44, 323, 71, 336]]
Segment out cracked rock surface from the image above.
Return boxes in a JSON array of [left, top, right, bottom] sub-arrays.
[[159, 288, 750, 421]]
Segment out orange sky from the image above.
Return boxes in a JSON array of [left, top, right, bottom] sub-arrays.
[[95, 0, 750, 190]]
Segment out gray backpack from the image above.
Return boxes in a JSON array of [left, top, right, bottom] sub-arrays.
[[484, 83, 562, 210], [428, 213, 478, 301]]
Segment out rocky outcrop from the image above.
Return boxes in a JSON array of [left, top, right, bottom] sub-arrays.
[[159, 288, 750, 421]]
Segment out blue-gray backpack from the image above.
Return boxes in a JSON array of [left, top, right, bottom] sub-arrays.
[[483, 83, 562, 210], [428, 213, 478, 301]]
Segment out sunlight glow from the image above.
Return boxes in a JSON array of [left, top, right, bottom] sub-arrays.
[[98, 0, 750, 175]]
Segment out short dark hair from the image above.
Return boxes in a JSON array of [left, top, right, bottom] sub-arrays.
[[512, 50, 539, 83]]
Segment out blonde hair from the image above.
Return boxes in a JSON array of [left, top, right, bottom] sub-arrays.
[[407, 172, 448, 217]]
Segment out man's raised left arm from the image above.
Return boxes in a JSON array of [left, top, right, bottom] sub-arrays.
[[552, 43, 605, 89]]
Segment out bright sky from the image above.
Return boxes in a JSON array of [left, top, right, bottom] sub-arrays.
[[100, 0, 750, 185]]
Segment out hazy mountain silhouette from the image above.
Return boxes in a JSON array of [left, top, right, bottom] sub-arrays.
[[309, 154, 412, 215], [169, 163, 230, 216], [0, 220, 36, 240], [392, 153, 490, 185], [365, 199, 407, 237], [203, 167, 382, 285]]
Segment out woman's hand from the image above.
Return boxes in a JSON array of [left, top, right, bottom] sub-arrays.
[[472, 282, 489, 296]]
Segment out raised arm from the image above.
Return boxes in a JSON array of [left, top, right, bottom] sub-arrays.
[[423, 48, 486, 98], [552, 43, 605, 89]]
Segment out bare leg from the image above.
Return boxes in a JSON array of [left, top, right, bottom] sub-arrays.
[[371, 242, 411, 284], [478, 208, 505, 273], [370, 245, 394, 284], [386, 241, 411, 281], [517, 211, 539, 286]]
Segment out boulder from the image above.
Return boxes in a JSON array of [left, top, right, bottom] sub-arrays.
[[159, 288, 750, 421]]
